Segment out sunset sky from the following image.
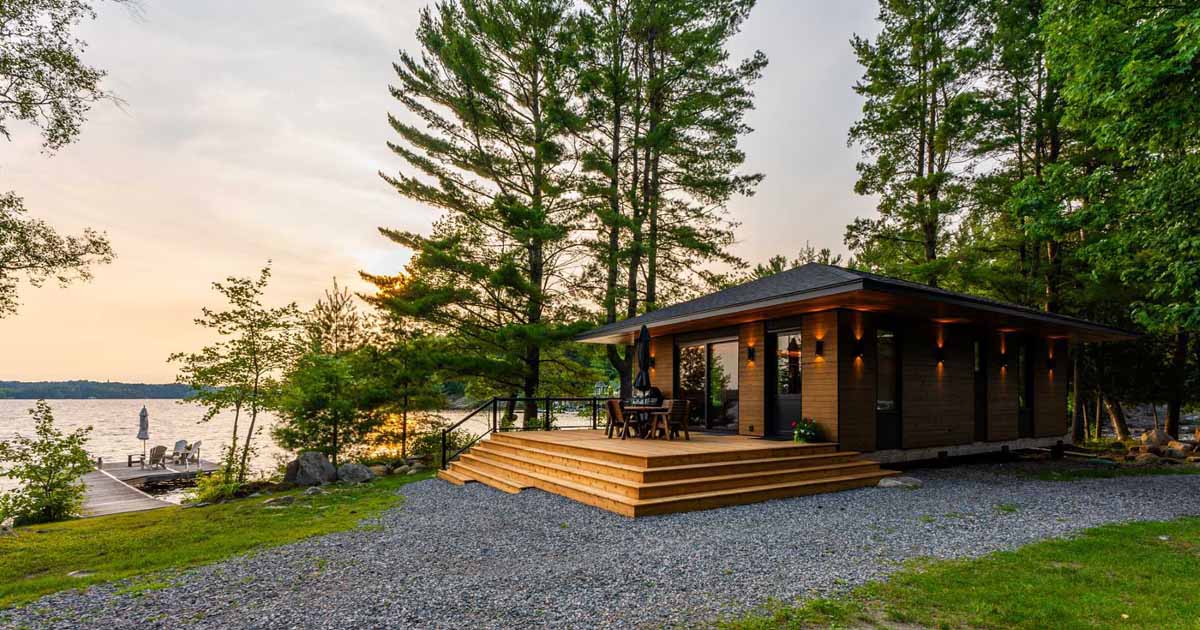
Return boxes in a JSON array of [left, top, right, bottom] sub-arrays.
[[1, 1, 879, 383]]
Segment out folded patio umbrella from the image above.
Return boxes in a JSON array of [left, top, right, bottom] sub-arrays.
[[633, 324, 652, 393], [137, 405, 150, 461]]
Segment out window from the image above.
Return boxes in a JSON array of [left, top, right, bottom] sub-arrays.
[[876, 329, 897, 412], [775, 332, 801, 396], [1017, 342, 1029, 411]]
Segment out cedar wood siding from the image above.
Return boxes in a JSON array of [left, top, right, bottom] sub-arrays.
[[900, 322, 975, 449], [739, 322, 766, 436], [650, 335, 674, 397], [1034, 339, 1069, 437], [836, 310, 874, 452], [988, 333, 1020, 441], [799, 311, 840, 445]]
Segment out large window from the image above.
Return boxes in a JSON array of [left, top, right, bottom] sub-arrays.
[[676, 338, 739, 431], [876, 329, 898, 412]]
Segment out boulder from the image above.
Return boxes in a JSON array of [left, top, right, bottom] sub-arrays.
[[263, 495, 295, 506], [1166, 441, 1194, 454], [368, 465, 390, 478], [1140, 428, 1172, 448], [304, 486, 325, 496], [1165, 448, 1190, 460], [0, 517, 13, 536], [878, 476, 923, 489], [337, 462, 375, 484], [1133, 452, 1161, 466], [283, 451, 337, 486], [390, 464, 411, 476]]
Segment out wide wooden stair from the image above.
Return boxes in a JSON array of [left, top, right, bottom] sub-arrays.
[[437, 431, 897, 517]]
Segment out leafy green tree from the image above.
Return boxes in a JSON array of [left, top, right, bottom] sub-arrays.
[[273, 351, 382, 468], [847, 0, 986, 288], [0, 0, 126, 317], [169, 264, 298, 482], [0, 401, 93, 525], [1044, 0, 1200, 435], [376, 0, 591, 421], [301, 278, 374, 355]]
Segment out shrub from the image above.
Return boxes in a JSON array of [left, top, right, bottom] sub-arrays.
[[0, 401, 94, 525], [185, 470, 242, 504], [791, 417, 821, 443]]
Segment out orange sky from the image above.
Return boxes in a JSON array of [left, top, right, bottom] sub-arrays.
[[0, 1, 878, 382]]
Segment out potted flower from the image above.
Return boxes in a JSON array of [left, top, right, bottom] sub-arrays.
[[791, 418, 820, 444]]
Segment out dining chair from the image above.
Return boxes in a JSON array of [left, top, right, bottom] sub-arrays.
[[647, 400, 675, 440], [667, 400, 691, 441], [605, 399, 635, 440]]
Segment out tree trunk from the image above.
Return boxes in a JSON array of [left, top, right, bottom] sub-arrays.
[[227, 400, 242, 481], [1102, 397, 1130, 441], [1166, 331, 1187, 437], [1071, 351, 1085, 443], [1093, 394, 1103, 440], [238, 374, 261, 483]]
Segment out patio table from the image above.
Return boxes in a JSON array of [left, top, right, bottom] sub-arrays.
[[622, 404, 667, 438]]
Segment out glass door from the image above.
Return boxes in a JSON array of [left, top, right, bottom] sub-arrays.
[[769, 331, 803, 437], [676, 338, 740, 432]]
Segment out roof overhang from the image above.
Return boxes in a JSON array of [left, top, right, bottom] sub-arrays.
[[577, 280, 1136, 345]]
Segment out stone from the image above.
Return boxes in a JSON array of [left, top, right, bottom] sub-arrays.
[[1140, 428, 1172, 448], [391, 464, 411, 476], [182, 502, 211, 509], [283, 451, 337, 486], [1147, 445, 1165, 456], [1165, 448, 1190, 460], [67, 570, 95, 578], [0, 517, 13, 536], [1133, 452, 1161, 466], [337, 462, 375, 484], [1188, 456, 1200, 463], [368, 465, 389, 478], [1086, 458, 1120, 467], [304, 486, 325, 496], [406, 467, 426, 475], [1166, 441, 1194, 453], [878, 476, 923, 489], [263, 495, 295, 506]]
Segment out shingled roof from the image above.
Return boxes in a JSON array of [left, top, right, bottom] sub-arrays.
[[576, 263, 1134, 343]]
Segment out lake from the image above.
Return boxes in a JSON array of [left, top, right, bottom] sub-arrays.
[[0, 399, 482, 493]]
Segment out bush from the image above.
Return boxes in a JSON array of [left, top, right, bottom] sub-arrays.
[[185, 469, 242, 504], [791, 417, 821, 443], [0, 401, 94, 525]]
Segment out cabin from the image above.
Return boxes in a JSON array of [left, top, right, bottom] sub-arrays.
[[577, 264, 1132, 462], [438, 264, 1132, 516]]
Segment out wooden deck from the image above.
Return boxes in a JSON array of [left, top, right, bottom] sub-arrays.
[[438, 430, 897, 517], [81, 459, 220, 517]]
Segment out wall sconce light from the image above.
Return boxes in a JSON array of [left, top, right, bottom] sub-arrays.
[[747, 346, 756, 361], [1046, 356, 1055, 371], [853, 338, 865, 359], [814, 339, 825, 357], [649, 356, 656, 368], [934, 346, 945, 365], [999, 351, 1009, 369]]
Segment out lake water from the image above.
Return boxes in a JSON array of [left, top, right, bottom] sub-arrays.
[[0, 399, 492, 494]]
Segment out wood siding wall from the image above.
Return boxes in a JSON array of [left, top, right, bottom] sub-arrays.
[[801, 311, 840, 444], [1034, 339, 1068, 437], [900, 323, 975, 449], [739, 322, 766, 436], [836, 310, 874, 451], [650, 336, 674, 397], [988, 333, 1020, 441]]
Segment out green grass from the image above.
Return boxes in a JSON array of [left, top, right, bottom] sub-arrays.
[[0, 471, 433, 609], [721, 516, 1200, 629], [1035, 465, 1200, 482]]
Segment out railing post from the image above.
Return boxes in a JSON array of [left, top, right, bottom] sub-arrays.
[[545, 395, 551, 430], [492, 397, 498, 432], [592, 397, 598, 430], [440, 429, 448, 470]]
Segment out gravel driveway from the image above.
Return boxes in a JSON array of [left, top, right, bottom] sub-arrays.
[[4, 463, 1199, 629]]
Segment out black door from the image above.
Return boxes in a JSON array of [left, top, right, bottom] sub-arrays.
[[875, 328, 902, 450], [974, 337, 988, 441], [768, 331, 803, 437], [1017, 338, 1034, 438]]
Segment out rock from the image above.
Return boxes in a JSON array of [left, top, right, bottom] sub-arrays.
[[406, 467, 425, 475], [1133, 452, 1161, 466], [368, 465, 389, 478], [1165, 448, 1190, 460], [1166, 441, 1194, 453], [337, 462, 375, 484], [263, 495, 295, 506], [1140, 428, 1172, 447], [304, 486, 325, 496], [0, 517, 13, 536], [67, 570, 95, 578], [182, 502, 211, 509], [1188, 455, 1200, 463], [283, 451, 337, 486], [878, 476, 923, 489], [1147, 445, 1165, 456], [1086, 458, 1120, 467], [391, 464, 411, 476]]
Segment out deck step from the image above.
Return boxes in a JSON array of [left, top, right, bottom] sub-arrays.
[[489, 432, 838, 467], [437, 468, 472, 486], [450, 461, 529, 494]]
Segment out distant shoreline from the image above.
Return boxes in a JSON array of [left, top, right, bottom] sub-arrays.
[[0, 381, 193, 400]]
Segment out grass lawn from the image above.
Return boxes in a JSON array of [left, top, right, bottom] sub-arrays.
[[0, 471, 433, 609], [722, 516, 1200, 629]]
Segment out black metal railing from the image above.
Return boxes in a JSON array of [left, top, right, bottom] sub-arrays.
[[440, 396, 609, 469]]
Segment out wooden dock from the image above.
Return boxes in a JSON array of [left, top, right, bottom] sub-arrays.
[[81, 459, 220, 517]]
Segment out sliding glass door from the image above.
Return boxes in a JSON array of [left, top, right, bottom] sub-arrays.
[[676, 338, 740, 432]]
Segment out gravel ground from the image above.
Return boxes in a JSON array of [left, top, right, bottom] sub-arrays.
[[3, 462, 1199, 630]]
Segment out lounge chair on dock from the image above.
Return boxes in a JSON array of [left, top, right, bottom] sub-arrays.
[[147, 445, 168, 470]]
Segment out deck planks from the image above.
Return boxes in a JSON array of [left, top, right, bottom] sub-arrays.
[[80, 459, 220, 517]]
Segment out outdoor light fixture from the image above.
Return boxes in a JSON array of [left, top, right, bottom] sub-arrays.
[[747, 346, 756, 361], [999, 351, 1009, 368], [649, 356, 656, 368], [814, 339, 825, 357], [934, 345, 945, 365], [853, 338, 865, 359], [1046, 355, 1056, 371]]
